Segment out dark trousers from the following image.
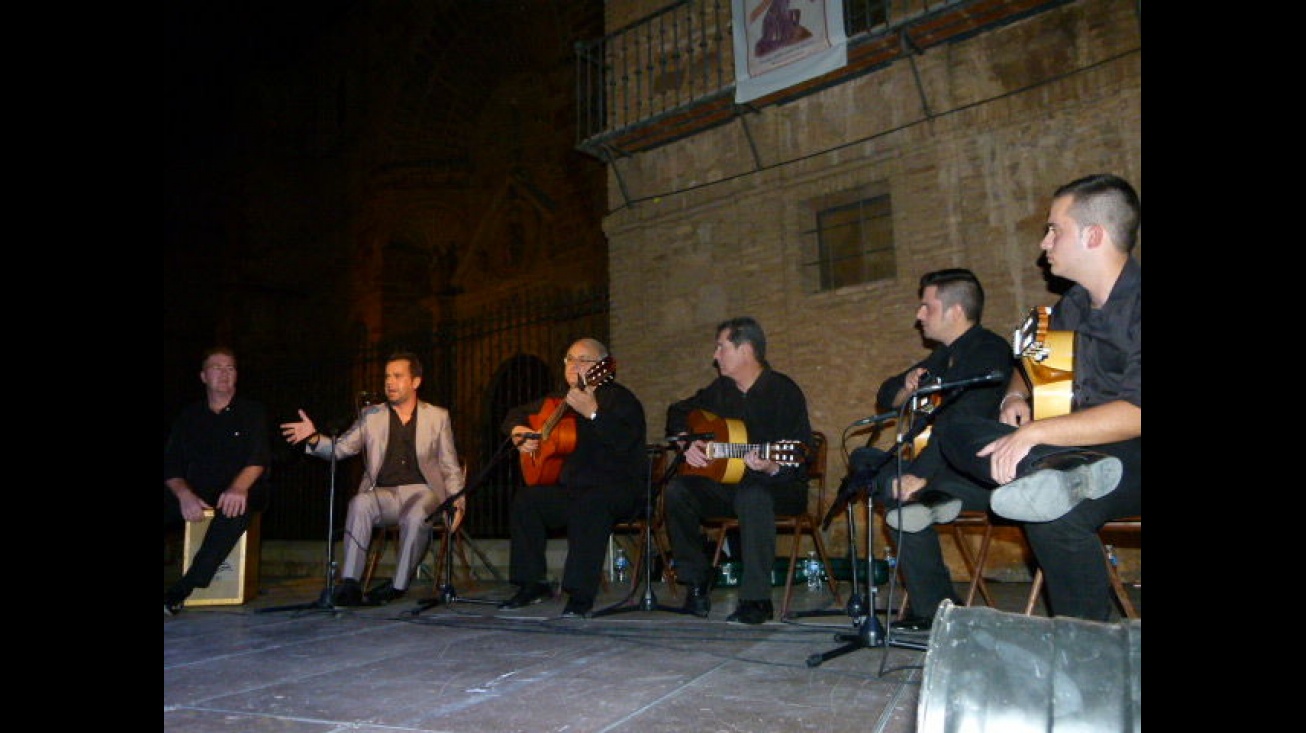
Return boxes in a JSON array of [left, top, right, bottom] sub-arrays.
[[164, 487, 256, 594], [506, 481, 641, 603], [664, 474, 806, 602], [881, 468, 993, 620], [938, 414, 1142, 621]]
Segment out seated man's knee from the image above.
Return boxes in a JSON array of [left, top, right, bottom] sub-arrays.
[[664, 479, 692, 505]]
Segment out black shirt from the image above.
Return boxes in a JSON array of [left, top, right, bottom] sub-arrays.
[[665, 368, 812, 484], [1052, 257, 1142, 411], [375, 406, 425, 487], [163, 395, 271, 506], [502, 380, 648, 488], [875, 323, 1014, 479]]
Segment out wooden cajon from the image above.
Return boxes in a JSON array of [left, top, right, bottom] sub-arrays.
[[182, 508, 262, 605]]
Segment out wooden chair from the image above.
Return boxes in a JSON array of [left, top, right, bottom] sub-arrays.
[[707, 430, 842, 620], [1023, 515, 1141, 619], [361, 518, 473, 592], [606, 445, 678, 597], [894, 509, 1000, 617]]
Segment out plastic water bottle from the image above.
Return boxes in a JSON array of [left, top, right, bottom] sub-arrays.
[[1104, 544, 1118, 568], [613, 547, 630, 584], [805, 551, 822, 590], [885, 545, 897, 572]]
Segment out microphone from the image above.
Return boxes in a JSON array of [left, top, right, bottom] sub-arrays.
[[667, 432, 717, 444], [849, 411, 897, 427], [913, 370, 1005, 396]]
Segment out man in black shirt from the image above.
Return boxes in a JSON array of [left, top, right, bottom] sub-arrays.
[[937, 173, 1142, 621], [498, 338, 648, 618], [664, 317, 812, 625], [869, 268, 1013, 631], [164, 347, 271, 616]]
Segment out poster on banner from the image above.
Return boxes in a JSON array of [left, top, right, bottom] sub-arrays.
[[732, 0, 847, 104]]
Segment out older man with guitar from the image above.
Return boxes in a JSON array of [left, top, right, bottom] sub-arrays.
[[498, 338, 648, 618], [664, 316, 813, 625], [937, 173, 1142, 622]]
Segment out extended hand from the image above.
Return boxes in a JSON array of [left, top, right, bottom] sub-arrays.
[[280, 409, 317, 444]]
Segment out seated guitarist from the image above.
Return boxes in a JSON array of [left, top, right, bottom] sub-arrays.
[[498, 338, 648, 618], [664, 316, 813, 625], [869, 268, 1014, 634], [936, 173, 1142, 622]]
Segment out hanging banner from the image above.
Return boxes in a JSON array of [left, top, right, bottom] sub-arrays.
[[732, 0, 848, 104]]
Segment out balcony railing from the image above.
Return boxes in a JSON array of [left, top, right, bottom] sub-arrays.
[[574, 0, 1069, 159]]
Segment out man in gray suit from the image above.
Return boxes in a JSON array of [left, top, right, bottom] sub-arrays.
[[281, 351, 465, 606]]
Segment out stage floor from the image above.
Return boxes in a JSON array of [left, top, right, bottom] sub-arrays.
[[164, 569, 1140, 733]]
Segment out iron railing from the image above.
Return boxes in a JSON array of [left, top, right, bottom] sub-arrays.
[[574, 1, 954, 147], [574, 0, 1082, 156]]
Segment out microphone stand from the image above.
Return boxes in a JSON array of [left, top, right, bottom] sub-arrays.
[[876, 384, 978, 660], [805, 491, 882, 666], [408, 435, 520, 616], [259, 427, 344, 615], [805, 392, 960, 668], [591, 443, 696, 618]]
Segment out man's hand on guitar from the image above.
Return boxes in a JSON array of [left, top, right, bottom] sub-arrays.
[[681, 438, 710, 468], [742, 449, 780, 476], [511, 428, 540, 453], [904, 367, 929, 394], [564, 384, 598, 418]]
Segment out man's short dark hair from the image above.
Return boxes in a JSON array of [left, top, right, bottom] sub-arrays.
[[918, 268, 985, 323], [387, 351, 424, 379], [1055, 173, 1141, 253], [717, 316, 767, 363]]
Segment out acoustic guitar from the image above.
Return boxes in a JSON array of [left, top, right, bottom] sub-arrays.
[[903, 380, 942, 460], [1012, 306, 1073, 418], [520, 355, 616, 486], [676, 409, 807, 484]]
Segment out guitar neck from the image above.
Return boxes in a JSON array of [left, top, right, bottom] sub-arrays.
[[708, 442, 783, 461], [538, 400, 570, 440]]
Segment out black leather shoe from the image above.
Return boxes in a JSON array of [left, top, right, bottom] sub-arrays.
[[889, 615, 932, 632], [163, 585, 189, 617], [726, 599, 774, 625], [363, 584, 407, 605], [498, 582, 552, 610], [332, 578, 364, 607], [682, 583, 711, 618], [561, 597, 593, 618], [1025, 449, 1115, 476], [164, 594, 185, 617]]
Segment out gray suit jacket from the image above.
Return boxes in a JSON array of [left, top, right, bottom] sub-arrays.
[[307, 401, 465, 505]]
